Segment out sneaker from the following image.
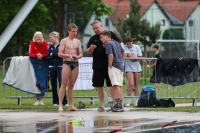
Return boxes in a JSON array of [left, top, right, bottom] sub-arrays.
[[125, 99, 130, 107], [134, 98, 139, 107], [33, 101, 40, 106], [53, 104, 58, 106], [97, 107, 105, 112], [112, 107, 125, 112], [112, 98, 124, 112], [40, 101, 45, 105], [64, 104, 69, 106]]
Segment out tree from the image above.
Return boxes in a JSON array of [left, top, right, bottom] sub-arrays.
[[116, 0, 161, 57], [41, 0, 112, 38], [162, 28, 185, 57], [0, 0, 51, 56]]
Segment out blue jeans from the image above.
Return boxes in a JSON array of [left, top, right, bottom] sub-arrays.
[[49, 67, 67, 105]]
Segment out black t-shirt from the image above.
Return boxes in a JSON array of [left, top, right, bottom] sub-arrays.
[[154, 51, 160, 58], [87, 31, 118, 69], [154, 51, 160, 69]]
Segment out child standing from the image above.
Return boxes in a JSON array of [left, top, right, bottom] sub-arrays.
[[148, 44, 160, 90]]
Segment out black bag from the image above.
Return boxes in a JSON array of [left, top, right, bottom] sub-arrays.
[[79, 101, 86, 109], [138, 86, 157, 107], [156, 98, 175, 108]]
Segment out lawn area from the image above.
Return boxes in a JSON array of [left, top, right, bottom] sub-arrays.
[[131, 106, 200, 113], [1, 61, 200, 111]]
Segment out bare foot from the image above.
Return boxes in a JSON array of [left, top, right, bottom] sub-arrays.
[[69, 106, 79, 111], [58, 106, 64, 112], [155, 83, 160, 90]]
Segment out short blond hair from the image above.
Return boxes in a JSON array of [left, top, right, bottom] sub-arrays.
[[49, 31, 60, 39], [68, 23, 78, 31]]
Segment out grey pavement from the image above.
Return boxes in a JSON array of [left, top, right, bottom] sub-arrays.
[[0, 109, 200, 133]]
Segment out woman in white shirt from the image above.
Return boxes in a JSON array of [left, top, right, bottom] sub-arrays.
[[124, 36, 142, 107]]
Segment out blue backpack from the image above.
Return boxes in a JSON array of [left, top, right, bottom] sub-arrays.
[[138, 86, 157, 107]]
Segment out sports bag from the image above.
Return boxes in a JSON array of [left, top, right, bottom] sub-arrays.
[[138, 86, 157, 107]]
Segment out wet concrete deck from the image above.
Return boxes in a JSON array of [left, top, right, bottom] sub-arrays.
[[0, 109, 200, 132]]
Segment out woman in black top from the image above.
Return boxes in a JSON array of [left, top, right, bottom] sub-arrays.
[[47, 31, 68, 106]]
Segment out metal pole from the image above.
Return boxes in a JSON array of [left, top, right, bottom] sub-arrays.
[[0, 0, 38, 52]]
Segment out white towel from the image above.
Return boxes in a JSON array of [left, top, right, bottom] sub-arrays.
[[73, 57, 94, 90], [3, 56, 41, 94]]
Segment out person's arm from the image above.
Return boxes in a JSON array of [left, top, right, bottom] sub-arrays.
[[106, 43, 113, 68], [29, 42, 37, 58], [108, 54, 113, 68], [122, 51, 126, 61], [87, 45, 97, 54], [149, 54, 159, 68], [86, 37, 97, 54], [58, 39, 71, 59], [76, 40, 83, 59], [47, 45, 52, 58], [137, 45, 142, 58]]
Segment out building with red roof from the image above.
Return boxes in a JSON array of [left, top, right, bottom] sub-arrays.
[[82, 0, 200, 51]]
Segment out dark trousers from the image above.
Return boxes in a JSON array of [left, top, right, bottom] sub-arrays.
[[49, 67, 67, 105]]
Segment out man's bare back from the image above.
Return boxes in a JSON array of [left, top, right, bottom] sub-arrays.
[[59, 37, 82, 62]]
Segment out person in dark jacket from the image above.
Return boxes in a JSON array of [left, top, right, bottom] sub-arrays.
[[47, 31, 68, 106]]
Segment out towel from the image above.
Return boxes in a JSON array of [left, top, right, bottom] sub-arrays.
[[3, 56, 41, 94], [73, 57, 94, 90], [29, 57, 49, 96]]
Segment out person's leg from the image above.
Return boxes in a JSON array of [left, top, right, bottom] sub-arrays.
[[58, 65, 71, 111], [107, 87, 113, 103], [134, 72, 139, 96], [126, 72, 134, 97], [138, 72, 141, 90], [57, 67, 68, 105], [68, 66, 79, 111], [106, 69, 113, 104], [134, 72, 140, 106], [97, 87, 104, 107], [125, 72, 134, 106], [50, 67, 58, 105], [93, 69, 105, 108], [112, 85, 121, 99], [108, 67, 124, 112]]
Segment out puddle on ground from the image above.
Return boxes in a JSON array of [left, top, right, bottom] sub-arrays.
[[0, 118, 200, 133]]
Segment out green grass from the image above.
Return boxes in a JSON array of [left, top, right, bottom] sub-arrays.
[[1, 65, 200, 111], [131, 106, 200, 113]]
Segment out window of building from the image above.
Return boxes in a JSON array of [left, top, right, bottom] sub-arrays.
[[189, 19, 193, 27], [160, 19, 165, 26], [105, 18, 109, 27]]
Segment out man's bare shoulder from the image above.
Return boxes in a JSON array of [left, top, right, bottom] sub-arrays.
[[74, 38, 81, 44]]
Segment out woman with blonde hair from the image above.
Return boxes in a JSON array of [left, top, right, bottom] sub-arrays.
[[47, 31, 69, 106]]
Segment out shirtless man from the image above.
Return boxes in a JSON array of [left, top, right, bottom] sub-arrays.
[[58, 23, 83, 111]]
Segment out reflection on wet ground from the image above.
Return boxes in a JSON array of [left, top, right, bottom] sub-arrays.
[[1, 110, 200, 133], [0, 118, 200, 133]]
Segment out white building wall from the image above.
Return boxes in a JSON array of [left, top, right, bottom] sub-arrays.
[[185, 5, 200, 41], [141, 3, 171, 39]]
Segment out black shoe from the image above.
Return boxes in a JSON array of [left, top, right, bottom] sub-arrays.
[[112, 107, 124, 112]]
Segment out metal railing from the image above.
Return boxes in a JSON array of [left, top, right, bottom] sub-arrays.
[[2, 57, 200, 106]]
